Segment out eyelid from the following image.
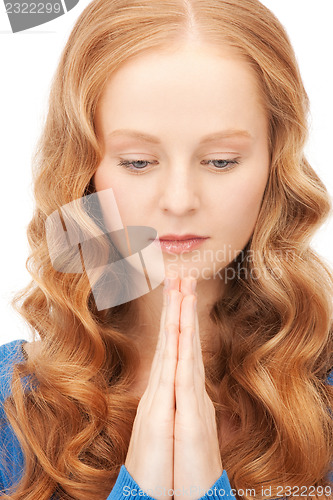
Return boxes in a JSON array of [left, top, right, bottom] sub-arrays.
[[117, 156, 241, 174], [116, 154, 241, 163]]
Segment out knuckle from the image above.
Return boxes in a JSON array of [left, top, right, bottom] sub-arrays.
[[177, 351, 194, 362], [164, 323, 179, 333], [170, 289, 182, 300], [181, 325, 195, 335], [175, 376, 195, 390], [185, 293, 196, 303]]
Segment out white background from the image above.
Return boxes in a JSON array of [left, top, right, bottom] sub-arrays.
[[0, 1, 332, 347]]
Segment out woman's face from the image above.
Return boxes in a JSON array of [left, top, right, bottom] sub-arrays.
[[93, 42, 270, 283]]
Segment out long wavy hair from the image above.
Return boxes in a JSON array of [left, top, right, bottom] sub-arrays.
[[1, 0, 332, 499]]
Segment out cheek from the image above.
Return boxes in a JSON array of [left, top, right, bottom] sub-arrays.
[[93, 164, 147, 227], [218, 170, 268, 244], [93, 165, 108, 192]]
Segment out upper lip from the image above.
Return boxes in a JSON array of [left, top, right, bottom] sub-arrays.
[[155, 234, 209, 241]]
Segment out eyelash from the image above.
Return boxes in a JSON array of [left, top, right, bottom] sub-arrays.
[[117, 158, 240, 174]]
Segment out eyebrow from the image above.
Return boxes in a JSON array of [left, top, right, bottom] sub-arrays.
[[106, 128, 253, 145]]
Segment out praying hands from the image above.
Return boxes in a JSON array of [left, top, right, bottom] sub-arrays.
[[125, 276, 223, 500]]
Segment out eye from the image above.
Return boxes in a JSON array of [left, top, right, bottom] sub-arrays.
[[117, 159, 157, 173], [201, 159, 240, 171], [117, 157, 240, 174]]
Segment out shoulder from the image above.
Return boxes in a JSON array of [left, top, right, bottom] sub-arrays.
[[326, 368, 333, 386], [0, 340, 31, 491], [0, 339, 26, 374], [0, 339, 29, 417]]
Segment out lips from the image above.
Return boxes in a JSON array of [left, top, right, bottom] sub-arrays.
[[150, 235, 209, 254], [158, 234, 208, 241]]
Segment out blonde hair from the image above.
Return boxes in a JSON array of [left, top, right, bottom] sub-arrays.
[[2, 0, 332, 499]]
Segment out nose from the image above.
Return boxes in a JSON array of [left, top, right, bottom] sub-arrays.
[[158, 161, 200, 216]]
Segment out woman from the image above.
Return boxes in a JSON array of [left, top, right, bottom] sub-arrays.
[[0, 0, 332, 499]]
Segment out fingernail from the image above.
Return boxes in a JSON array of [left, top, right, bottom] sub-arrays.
[[191, 280, 197, 292], [193, 298, 197, 311], [164, 278, 170, 288]]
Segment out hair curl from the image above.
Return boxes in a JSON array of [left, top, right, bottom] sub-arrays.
[[1, 0, 332, 499]]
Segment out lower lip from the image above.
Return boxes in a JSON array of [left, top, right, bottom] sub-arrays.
[[151, 238, 208, 254]]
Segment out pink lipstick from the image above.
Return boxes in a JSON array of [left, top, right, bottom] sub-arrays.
[[151, 234, 209, 254]]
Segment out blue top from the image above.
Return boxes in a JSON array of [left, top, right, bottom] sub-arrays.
[[0, 339, 332, 499]]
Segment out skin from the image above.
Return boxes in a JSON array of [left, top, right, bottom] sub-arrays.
[[91, 40, 270, 498]]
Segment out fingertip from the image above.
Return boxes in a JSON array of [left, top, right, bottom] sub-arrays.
[[184, 293, 197, 306], [167, 275, 180, 291]]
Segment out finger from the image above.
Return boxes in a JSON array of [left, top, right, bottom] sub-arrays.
[[150, 289, 182, 411], [179, 278, 203, 387], [179, 279, 204, 385], [157, 274, 180, 353], [154, 275, 181, 361], [180, 293, 196, 336], [148, 282, 181, 400], [193, 301, 205, 392], [180, 276, 197, 296], [159, 275, 179, 342], [175, 294, 197, 414], [142, 283, 171, 409], [148, 283, 167, 380], [166, 274, 181, 292], [143, 276, 181, 406], [149, 275, 180, 377]]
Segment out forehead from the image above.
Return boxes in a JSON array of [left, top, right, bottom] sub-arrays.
[[95, 42, 267, 142]]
